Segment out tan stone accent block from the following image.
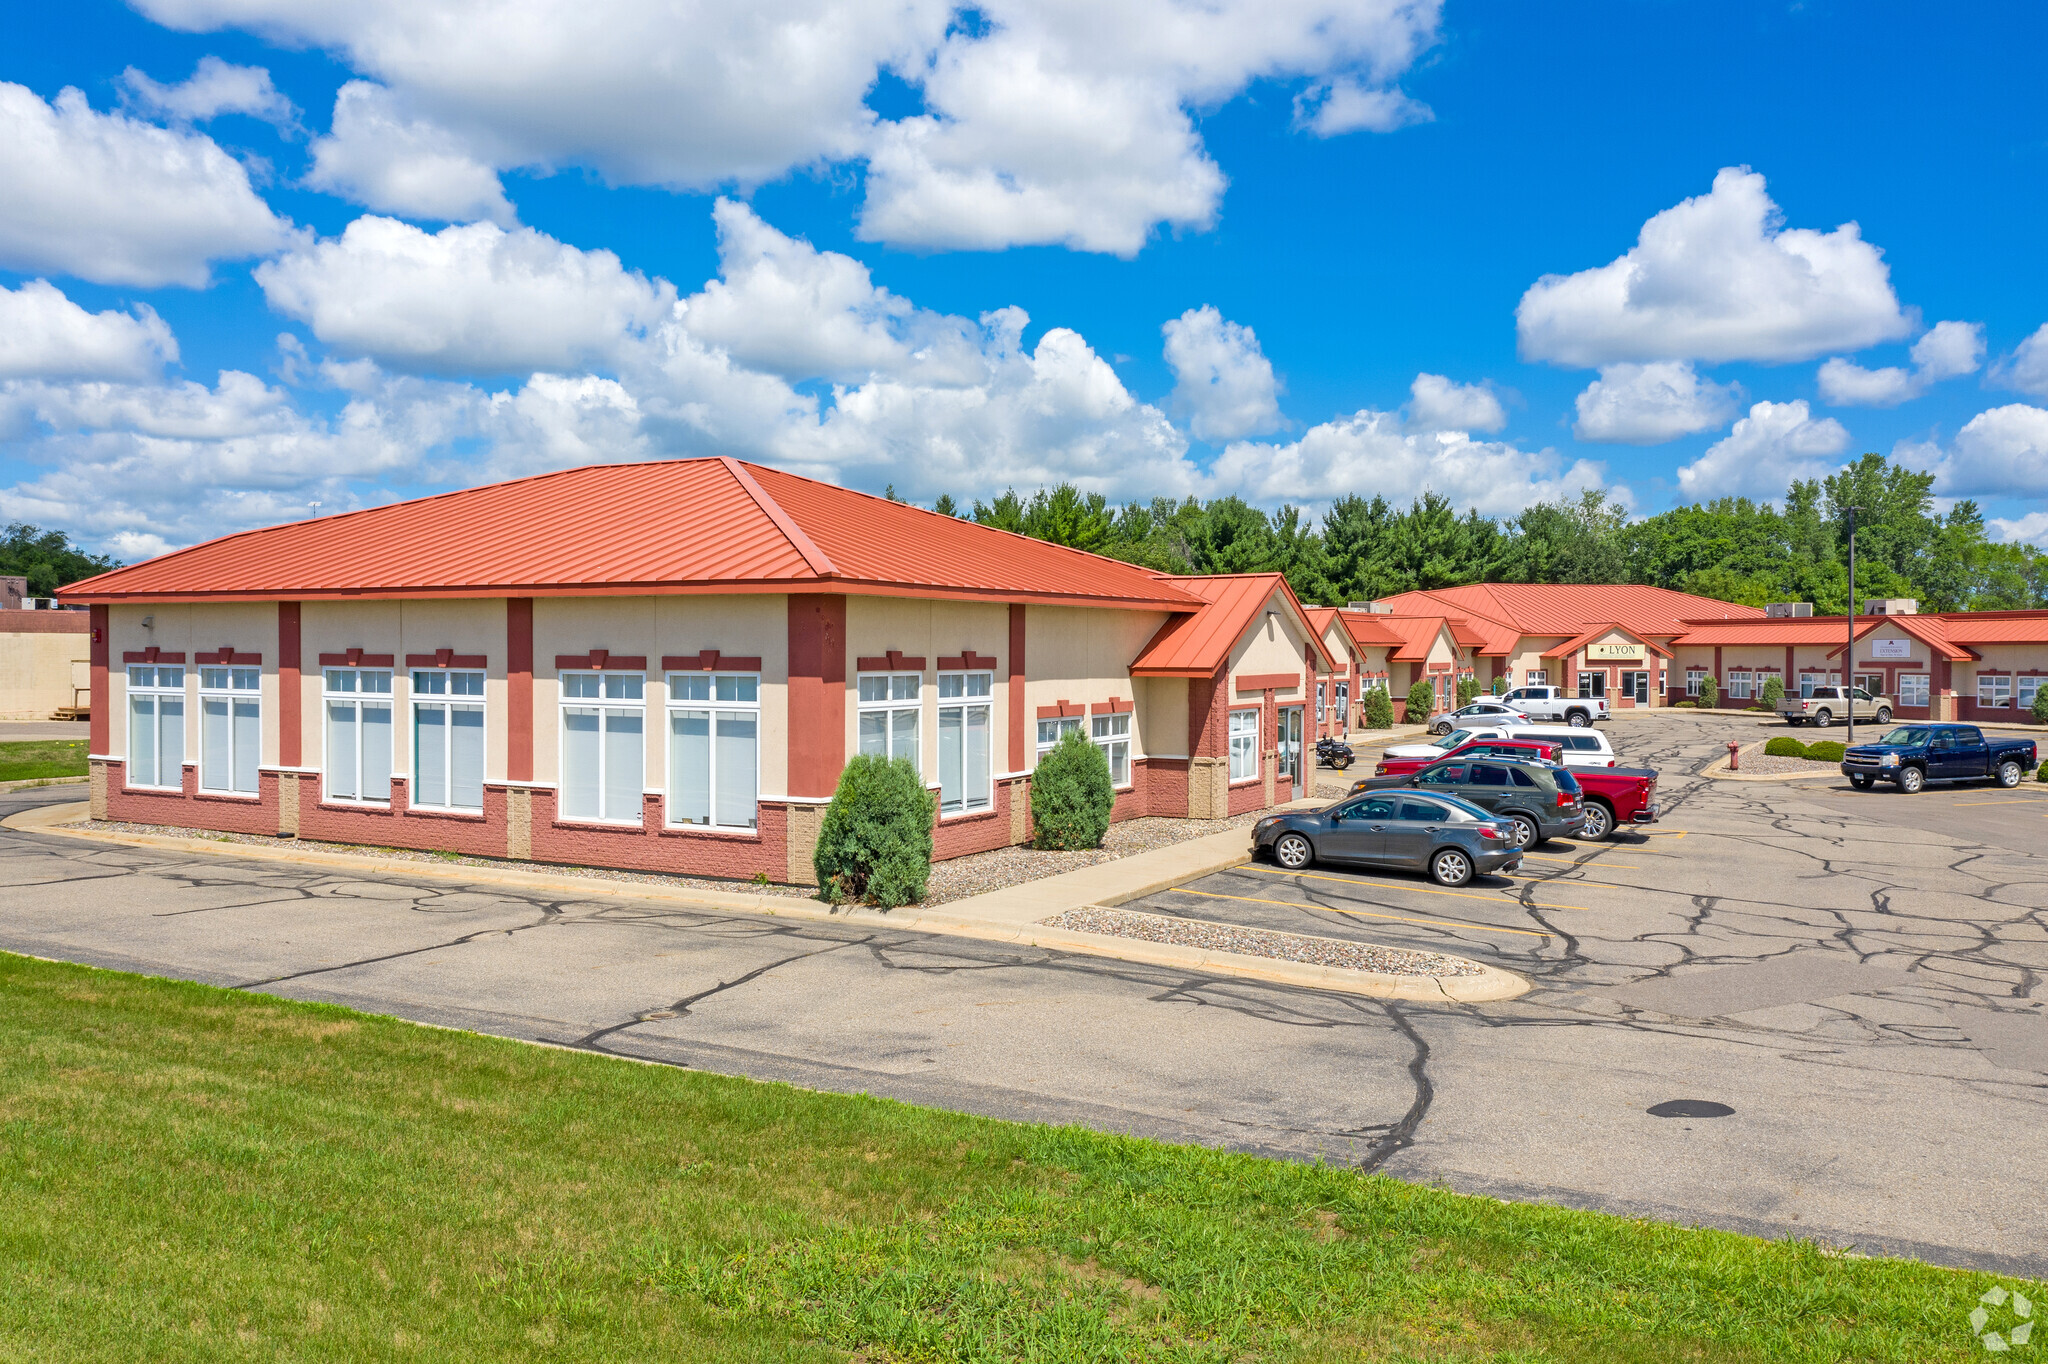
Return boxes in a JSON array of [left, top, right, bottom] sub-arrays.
[[507, 786, 532, 860], [785, 802, 824, 885], [1008, 777, 1029, 845], [89, 759, 108, 819], [1188, 756, 1227, 818], [1263, 751, 1276, 806], [279, 772, 299, 837]]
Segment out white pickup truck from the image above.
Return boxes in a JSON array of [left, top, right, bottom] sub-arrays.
[[1499, 685, 1608, 728]]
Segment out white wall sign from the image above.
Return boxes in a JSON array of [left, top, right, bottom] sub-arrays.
[[1870, 638, 1912, 659], [1588, 641, 1647, 662]]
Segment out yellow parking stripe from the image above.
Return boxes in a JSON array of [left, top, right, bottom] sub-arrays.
[[1954, 799, 2033, 806], [1239, 863, 1592, 912], [1176, 887, 1553, 939], [1518, 852, 1643, 869]]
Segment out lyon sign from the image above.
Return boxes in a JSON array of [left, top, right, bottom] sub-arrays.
[[1588, 641, 1647, 662]]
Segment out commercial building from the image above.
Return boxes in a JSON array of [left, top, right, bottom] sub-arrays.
[[0, 578, 90, 719], [64, 458, 1335, 882]]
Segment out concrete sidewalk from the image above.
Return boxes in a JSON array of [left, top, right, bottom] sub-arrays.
[[4, 801, 1527, 1004]]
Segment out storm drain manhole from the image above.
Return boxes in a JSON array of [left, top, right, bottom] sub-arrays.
[[637, 1009, 680, 1021], [1647, 1099, 1734, 1119]]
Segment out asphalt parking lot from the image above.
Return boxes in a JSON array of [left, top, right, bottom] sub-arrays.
[[2, 710, 2046, 1282]]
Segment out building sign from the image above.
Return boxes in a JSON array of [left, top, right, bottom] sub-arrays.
[[1870, 638, 1912, 659], [1587, 641, 1647, 662]]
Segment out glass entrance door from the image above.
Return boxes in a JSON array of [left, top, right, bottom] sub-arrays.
[[1278, 706, 1305, 800], [1621, 671, 1649, 706]]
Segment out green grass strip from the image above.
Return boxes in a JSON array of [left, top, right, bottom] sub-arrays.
[[0, 739, 87, 782], [0, 951, 2023, 1361]]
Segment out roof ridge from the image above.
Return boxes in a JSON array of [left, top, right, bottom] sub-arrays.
[[721, 458, 837, 579]]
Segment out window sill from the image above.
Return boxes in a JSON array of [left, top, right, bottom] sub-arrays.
[[1228, 776, 1262, 788], [550, 817, 648, 832], [661, 824, 762, 840], [405, 804, 488, 822], [939, 805, 998, 823], [195, 789, 261, 803], [122, 783, 184, 795], [319, 798, 393, 812]]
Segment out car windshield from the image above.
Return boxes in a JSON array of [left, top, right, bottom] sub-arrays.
[[1879, 727, 1935, 746], [1431, 728, 1473, 750]]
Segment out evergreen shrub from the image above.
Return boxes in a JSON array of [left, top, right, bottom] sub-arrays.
[[1405, 679, 1437, 723], [1362, 687, 1395, 729], [1805, 740, 1847, 763], [1030, 728, 1115, 850], [2033, 685, 2048, 726], [1698, 675, 1720, 709], [1455, 676, 1480, 707], [1764, 737, 1809, 758], [1760, 675, 1785, 710], [1490, 676, 1506, 696], [813, 754, 934, 908]]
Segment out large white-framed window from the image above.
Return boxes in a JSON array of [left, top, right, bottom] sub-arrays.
[[667, 672, 759, 830], [198, 666, 260, 795], [1977, 673, 2012, 708], [1525, 669, 1548, 686], [125, 664, 185, 789], [858, 672, 922, 772], [1727, 670, 1753, 700], [1897, 673, 1929, 707], [2020, 676, 2043, 712], [936, 671, 993, 816], [1036, 715, 1083, 759], [413, 669, 484, 810], [1092, 711, 1132, 787], [1228, 707, 1259, 782], [324, 668, 393, 803], [1686, 668, 1706, 698], [561, 671, 644, 823], [1800, 672, 1837, 698]]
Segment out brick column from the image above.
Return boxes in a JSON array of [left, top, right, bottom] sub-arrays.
[[507, 597, 534, 781], [1186, 662, 1228, 818], [89, 604, 109, 818]]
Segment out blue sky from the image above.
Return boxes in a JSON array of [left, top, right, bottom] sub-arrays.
[[5, 0, 2048, 561]]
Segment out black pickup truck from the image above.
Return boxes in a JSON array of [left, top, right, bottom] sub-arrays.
[[1840, 724, 2038, 793]]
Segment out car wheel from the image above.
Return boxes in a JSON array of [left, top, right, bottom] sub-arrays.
[[1997, 761, 2022, 788], [1579, 801, 1613, 841], [1505, 813, 1540, 850], [1431, 722, 1450, 735], [1812, 709, 1833, 728], [1430, 847, 1474, 887], [1788, 717, 1805, 726], [1898, 766, 1924, 793], [1273, 832, 1313, 870], [1849, 773, 1874, 789], [1874, 707, 1892, 723], [1567, 711, 1589, 727]]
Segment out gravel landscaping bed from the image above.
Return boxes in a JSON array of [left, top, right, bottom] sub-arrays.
[[1725, 753, 1843, 776], [1038, 906, 1483, 977]]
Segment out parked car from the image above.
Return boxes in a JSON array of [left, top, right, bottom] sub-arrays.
[[1424, 699, 1530, 735], [1779, 685, 1891, 728], [1347, 756, 1585, 851], [1504, 723, 1619, 769], [1840, 724, 2037, 793], [1380, 724, 1527, 763], [1372, 736, 1562, 778], [1569, 766, 1661, 840], [1315, 736, 1355, 770], [1499, 684, 1609, 727], [1252, 790, 1521, 886]]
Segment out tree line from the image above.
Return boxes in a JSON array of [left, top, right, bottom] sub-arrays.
[[904, 455, 2048, 613], [0, 524, 120, 598]]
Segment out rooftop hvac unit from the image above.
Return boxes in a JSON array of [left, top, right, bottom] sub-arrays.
[[1865, 598, 1918, 615], [1765, 602, 1814, 618], [1348, 601, 1393, 613]]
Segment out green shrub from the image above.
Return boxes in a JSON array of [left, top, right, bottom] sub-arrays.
[[2038, 762, 2048, 783], [1764, 736, 1809, 758], [1405, 679, 1437, 723], [1760, 675, 1785, 710], [1455, 676, 1479, 706], [813, 754, 934, 908], [2033, 685, 2048, 725], [1698, 674, 1719, 709], [1030, 727, 1115, 850], [1805, 740, 1847, 763], [1361, 687, 1395, 729], [1672, 700, 1696, 708], [1489, 675, 1505, 696]]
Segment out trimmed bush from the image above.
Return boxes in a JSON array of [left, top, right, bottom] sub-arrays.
[[813, 754, 934, 908], [1805, 739, 1847, 763], [1455, 676, 1480, 707], [1764, 736, 1809, 758], [1405, 679, 1437, 723], [1490, 676, 1506, 696], [2038, 762, 2048, 783], [1362, 687, 1395, 729], [2033, 685, 2048, 725], [1698, 674, 1719, 710], [1672, 700, 1696, 708], [1030, 727, 1116, 850], [1760, 675, 1785, 710]]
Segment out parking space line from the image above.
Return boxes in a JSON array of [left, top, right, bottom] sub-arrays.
[[1175, 887, 1553, 939], [1954, 799, 2033, 807], [1238, 864, 1593, 911], [1518, 852, 1643, 869]]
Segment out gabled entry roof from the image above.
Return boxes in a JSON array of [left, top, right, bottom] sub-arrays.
[[1130, 573, 1336, 677], [62, 457, 1205, 610]]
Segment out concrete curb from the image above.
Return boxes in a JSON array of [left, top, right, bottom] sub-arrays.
[[2, 801, 1528, 1004], [0, 774, 87, 793]]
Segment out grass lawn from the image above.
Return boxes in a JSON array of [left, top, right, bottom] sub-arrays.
[[0, 952, 2020, 1362], [0, 739, 87, 782]]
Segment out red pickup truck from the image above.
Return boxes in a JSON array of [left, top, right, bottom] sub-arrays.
[[1569, 765, 1659, 840], [1373, 737, 1562, 779]]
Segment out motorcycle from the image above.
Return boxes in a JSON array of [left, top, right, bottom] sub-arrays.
[[1315, 736, 1354, 771]]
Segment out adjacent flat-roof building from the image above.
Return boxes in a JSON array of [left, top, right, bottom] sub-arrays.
[[64, 458, 1337, 883]]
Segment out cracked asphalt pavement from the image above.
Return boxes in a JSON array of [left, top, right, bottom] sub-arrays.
[[3, 710, 2045, 1279]]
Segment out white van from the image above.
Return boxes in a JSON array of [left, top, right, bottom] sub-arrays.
[[1509, 723, 1617, 768]]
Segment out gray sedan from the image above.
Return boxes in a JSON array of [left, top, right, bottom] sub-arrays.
[[1425, 699, 1530, 735], [1251, 790, 1522, 887]]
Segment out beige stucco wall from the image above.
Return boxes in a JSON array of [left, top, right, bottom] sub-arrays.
[[1132, 675, 1189, 756], [1964, 644, 2045, 707], [1228, 592, 1312, 696], [531, 593, 790, 793], [1024, 604, 1169, 767], [847, 596, 1013, 776], [107, 602, 279, 764], [0, 629, 89, 719]]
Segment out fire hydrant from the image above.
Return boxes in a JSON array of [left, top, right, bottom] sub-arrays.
[[1727, 739, 1740, 771]]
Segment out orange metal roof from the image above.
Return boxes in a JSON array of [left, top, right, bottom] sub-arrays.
[[1935, 609, 2048, 646], [1130, 573, 1337, 677], [1823, 614, 1976, 663], [60, 457, 1204, 610], [1670, 612, 1982, 660], [1335, 610, 1406, 649], [1544, 623, 1673, 660], [1375, 614, 1460, 662], [1379, 583, 1765, 637]]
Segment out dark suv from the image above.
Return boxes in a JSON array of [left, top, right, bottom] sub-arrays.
[[1351, 756, 1585, 850]]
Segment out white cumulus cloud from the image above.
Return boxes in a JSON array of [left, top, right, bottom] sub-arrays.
[[1990, 322, 2048, 401], [0, 281, 179, 382], [1163, 306, 1284, 441], [1572, 361, 1740, 445], [1518, 167, 1911, 368], [1676, 399, 1850, 501], [120, 56, 297, 128], [256, 217, 675, 374], [1817, 319, 1983, 407], [0, 82, 294, 288], [1406, 373, 1505, 434], [1915, 403, 2048, 498], [306, 82, 516, 226], [1987, 510, 2048, 546]]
